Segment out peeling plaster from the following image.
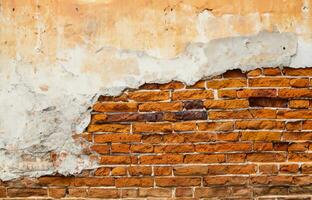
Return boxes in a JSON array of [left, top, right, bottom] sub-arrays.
[[0, 0, 311, 180]]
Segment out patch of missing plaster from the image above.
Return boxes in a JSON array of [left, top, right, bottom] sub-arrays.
[[0, 31, 298, 181]]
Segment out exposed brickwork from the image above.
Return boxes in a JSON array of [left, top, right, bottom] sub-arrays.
[[3, 67, 312, 199]]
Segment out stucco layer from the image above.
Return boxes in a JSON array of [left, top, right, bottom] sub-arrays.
[[0, 0, 312, 180]]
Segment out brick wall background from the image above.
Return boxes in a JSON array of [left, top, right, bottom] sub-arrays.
[[2, 67, 312, 199]]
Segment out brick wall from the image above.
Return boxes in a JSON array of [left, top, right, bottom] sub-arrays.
[[2, 67, 312, 199]]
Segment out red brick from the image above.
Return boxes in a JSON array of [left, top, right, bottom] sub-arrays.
[[259, 164, 278, 174]]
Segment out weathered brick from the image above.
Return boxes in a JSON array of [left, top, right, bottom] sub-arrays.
[[289, 100, 309, 108], [249, 77, 290, 87], [277, 110, 312, 119], [68, 188, 88, 197], [206, 79, 246, 89], [138, 188, 172, 197], [115, 178, 154, 187], [133, 122, 172, 133], [139, 101, 182, 111], [128, 91, 170, 101], [111, 143, 130, 153], [88, 124, 130, 133], [302, 164, 312, 174], [48, 188, 66, 198], [183, 100, 204, 109], [173, 166, 208, 176], [99, 156, 132, 164], [175, 187, 193, 197], [139, 81, 185, 90], [263, 68, 281, 76], [155, 177, 201, 187], [236, 120, 284, 130], [184, 154, 226, 163], [259, 164, 278, 174], [241, 131, 282, 141], [247, 153, 286, 162], [249, 97, 288, 108], [121, 189, 138, 198], [195, 187, 232, 198], [88, 188, 119, 198], [237, 89, 277, 98], [93, 102, 137, 112], [164, 111, 207, 121], [283, 67, 312, 76], [154, 144, 194, 153], [198, 121, 234, 131], [278, 89, 312, 98], [207, 164, 256, 174], [204, 99, 249, 109], [94, 134, 141, 143], [74, 177, 115, 186], [223, 69, 246, 78], [140, 154, 183, 164], [195, 142, 252, 152], [172, 90, 213, 100], [204, 176, 248, 186], [128, 166, 152, 176], [7, 188, 47, 197]]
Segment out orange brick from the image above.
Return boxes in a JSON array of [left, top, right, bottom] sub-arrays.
[[278, 89, 312, 98], [94, 134, 141, 143], [100, 156, 132, 164], [154, 144, 194, 153], [133, 122, 172, 133], [130, 144, 153, 153], [249, 109, 277, 119], [48, 188, 66, 198], [7, 188, 47, 197], [139, 188, 172, 198], [184, 154, 225, 163], [259, 164, 278, 174], [286, 121, 302, 131], [173, 122, 197, 131], [247, 153, 286, 162], [68, 188, 87, 197], [111, 144, 130, 153], [226, 153, 246, 163], [263, 68, 281, 76], [128, 91, 170, 101], [209, 110, 252, 119], [140, 154, 184, 164], [195, 142, 251, 153], [253, 142, 273, 151], [204, 99, 249, 109], [111, 167, 127, 176], [155, 177, 201, 187], [241, 131, 282, 141], [236, 120, 284, 130], [94, 167, 111, 176], [73, 177, 114, 187], [288, 153, 312, 162], [207, 164, 256, 174], [206, 79, 246, 89], [303, 121, 312, 130], [237, 89, 277, 98], [249, 78, 290, 87], [290, 78, 309, 88], [128, 166, 152, 176], [173, 166, 208, 176], [280, 164, 299, 173], [187, 80, 206, 89], [139, 101, 182, 111], [142, 134, 162, 143], [90, 144, 110, 154], [93, 102, 137, 112], [223, 69, 246, 78], [204, 176, 248, 186], [218, 89, 237, 98], [283, 67, 312, 76], [139, 81, 185, 90], [198, 121, 234, 131], [154, 166, 172, 176], [277, 110, 312, 119], [115, 178, 154, 187], [175, 187, 193, 197], [172, 90, 213, 100], [247, 69, 262, 77], [88, 124, 130, 133], [88, 188, 119, 198], [289, 100, 310, 108]]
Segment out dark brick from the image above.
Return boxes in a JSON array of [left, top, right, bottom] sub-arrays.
[[249, 98, 288, 108], [164, 111, 207, 121], [183, 100, 204, 110]]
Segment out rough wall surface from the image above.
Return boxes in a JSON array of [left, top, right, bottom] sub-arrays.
[[2, 67, 312, 199], [1, 0, 312, 185]]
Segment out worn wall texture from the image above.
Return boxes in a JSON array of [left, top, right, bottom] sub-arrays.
[[2, 0, 312, 198]]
